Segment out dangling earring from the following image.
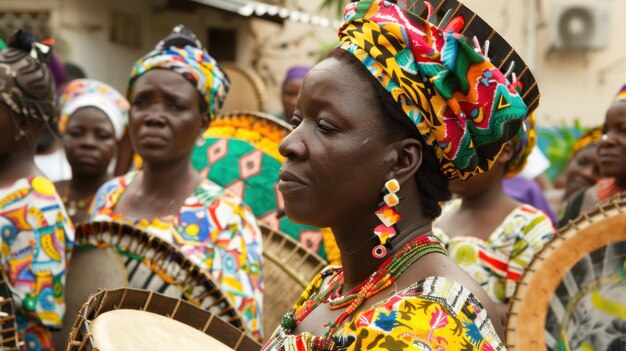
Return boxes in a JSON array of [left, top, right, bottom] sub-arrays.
[[372, 179, 401, 258]]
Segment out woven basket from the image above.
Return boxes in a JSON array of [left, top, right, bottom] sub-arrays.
[[260, 224, 327, 338]]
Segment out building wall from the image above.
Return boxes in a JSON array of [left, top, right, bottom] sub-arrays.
[[0, 0, 624, 127], [464, 0, 626, 127]]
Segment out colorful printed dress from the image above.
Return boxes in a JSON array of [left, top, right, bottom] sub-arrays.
[[88, 171, 263, 339], [263, 269, 505, 351], [433, 199, 555, 303], [0, 176, 74, 351]]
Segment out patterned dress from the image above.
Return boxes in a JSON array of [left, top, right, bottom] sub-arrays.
[[88, 171, 263, 339], [0, 176, 74, 351], [433, 199, 555, 303], [263, 270, 505, 351]]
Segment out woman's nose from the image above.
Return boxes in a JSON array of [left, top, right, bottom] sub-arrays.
[[279, 124, 307, 160]]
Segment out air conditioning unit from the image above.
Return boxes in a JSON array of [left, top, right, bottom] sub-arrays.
[[550, 1, 610, 50]]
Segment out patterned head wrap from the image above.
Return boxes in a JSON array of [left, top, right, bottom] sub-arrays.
[[284, 66, 310, 83], [128, 25, 229, 120], [59, 79, 129, 140], [0, 30, 55, 122], [505, 112, 536, 178], [614, 85, 626, 104], [571, 127, 602, 156], [338, 0, 530, 180]]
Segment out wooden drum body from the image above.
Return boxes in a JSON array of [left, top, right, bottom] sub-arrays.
[[507, 195, 626, 350]]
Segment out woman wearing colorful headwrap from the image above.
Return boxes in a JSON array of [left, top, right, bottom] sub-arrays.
[[53, 79, 129, 224], [279, 66, 310, 121], [88, 25, 263, 340], [433, 113, 555, 325], [559, 86, 626, 227], [262, 0, 537, 349], [0, 30, 74, 350]]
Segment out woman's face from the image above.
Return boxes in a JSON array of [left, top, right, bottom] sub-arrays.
[[63, 106, 117, 178], [448, 169, 496, 199], [281, 78, 304, 120], [129, 69, 207, 164], [277, 58, 395, 228], [598, 103, 626, 179], [564, 145, 600, 196]]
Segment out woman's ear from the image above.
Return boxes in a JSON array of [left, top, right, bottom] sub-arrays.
[[384, 138, 423, 184], [497, 141, 515, 164], [198, 112, 210, 138]]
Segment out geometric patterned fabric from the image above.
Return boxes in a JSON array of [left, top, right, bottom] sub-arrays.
[[192, 112, 336, 261]]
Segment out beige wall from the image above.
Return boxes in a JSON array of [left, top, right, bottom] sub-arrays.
[[464, 0, 626, 127]]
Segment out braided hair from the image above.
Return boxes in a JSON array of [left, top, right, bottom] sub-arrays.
[[0, 29, 55, 123], [326, 49, 451, 219]]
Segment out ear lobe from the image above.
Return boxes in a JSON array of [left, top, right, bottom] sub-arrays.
[[389, 139, 423, 184]]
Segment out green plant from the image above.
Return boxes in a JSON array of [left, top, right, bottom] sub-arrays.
[[536, 120, 586, 182]]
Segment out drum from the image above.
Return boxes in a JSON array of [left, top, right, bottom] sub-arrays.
[[56, 221, 244, 349], [506, 195, 626, 350], [192, 111, 338, 262], [260, 224, 327, 337], [220, 63, 268, 113], [67, 288, 261, 351], [0, 271, 19, 350]]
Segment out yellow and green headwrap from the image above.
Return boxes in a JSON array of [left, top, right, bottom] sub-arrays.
[[571, 127, 602, 156], [338, 0, 532, 180], [128, 25, 229, 120]]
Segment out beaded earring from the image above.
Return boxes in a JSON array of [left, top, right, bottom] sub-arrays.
[[372, 179, 401, 258]]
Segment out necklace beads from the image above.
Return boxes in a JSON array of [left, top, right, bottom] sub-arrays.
[[282, 234, 446, 350]]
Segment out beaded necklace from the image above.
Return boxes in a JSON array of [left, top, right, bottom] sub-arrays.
[[280, 234, 446, 350]]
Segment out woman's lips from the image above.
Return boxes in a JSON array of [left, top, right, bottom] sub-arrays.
[[278, 169, 307, 194]]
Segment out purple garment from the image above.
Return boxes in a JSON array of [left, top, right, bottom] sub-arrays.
[[46, 53, 67, 90], [284, 66, 310, 82], [503, 175, 557, 225]]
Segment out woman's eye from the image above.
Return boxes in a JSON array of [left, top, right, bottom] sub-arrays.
[[66, 129, 83, 137], [96, 131, 114, 140], [289, 116, 302, 128], [132, 98, 147, 107], [316, 119, 338, 134]]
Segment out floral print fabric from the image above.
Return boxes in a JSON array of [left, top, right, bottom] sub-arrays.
[[88, 171, 263, 339], [433, 199, 555, 303], [263, 271, 504, 351], [0, 176, 74, 351]]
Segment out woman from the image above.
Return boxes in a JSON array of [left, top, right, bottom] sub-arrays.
[[559, 86, 626, 227], [433, 113, 555, 323], [279, 66, 309, 121], [0, 30, 74, 350], [54, 79, 129, 223], [88, 25, 263, 340], [262, 1, 534, 349]]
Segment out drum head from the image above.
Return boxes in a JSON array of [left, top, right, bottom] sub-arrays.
[[68, 288, 260, 351], [192, 111, 333, 260], [506, 195, 626, 350], [91, 310, 234, 351], [220, 63, 267, 113]]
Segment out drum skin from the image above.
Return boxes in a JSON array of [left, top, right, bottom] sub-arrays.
[[506, 195, 626, 350], [67, 288, 261, 351]]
